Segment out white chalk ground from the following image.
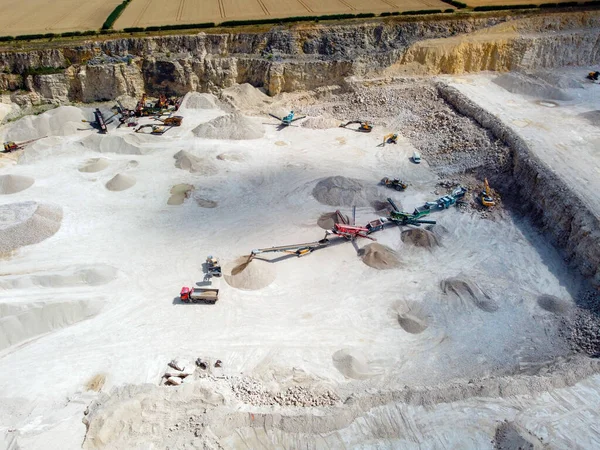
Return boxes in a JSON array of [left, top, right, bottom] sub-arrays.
[[444, 67, 600, 217], [0, 88, 597, 448]]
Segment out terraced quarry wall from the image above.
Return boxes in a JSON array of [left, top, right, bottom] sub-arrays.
[[0, 11, 599, 106]]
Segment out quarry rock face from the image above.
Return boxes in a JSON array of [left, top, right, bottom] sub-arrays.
[[1, 11, 600, 103]]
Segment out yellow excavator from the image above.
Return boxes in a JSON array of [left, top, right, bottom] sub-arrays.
[[339, 120, 373, 133], [382, 133, 398, 146], [481, 178, 496, 208]]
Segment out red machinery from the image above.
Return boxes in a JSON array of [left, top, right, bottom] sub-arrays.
[[330, 223, 373, 240], [2, 137, 45, 153], [328, 207, 374, 240], [180, 286, 192, 301]]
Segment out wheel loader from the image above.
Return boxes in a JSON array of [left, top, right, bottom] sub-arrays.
[[380, 177, 407, 191]]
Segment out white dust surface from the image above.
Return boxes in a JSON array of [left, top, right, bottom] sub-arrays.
[[0, 83, 596, 448]]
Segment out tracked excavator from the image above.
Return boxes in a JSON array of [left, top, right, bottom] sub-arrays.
[[382, 133, 398, 145], [481, 178, 496, 207], [339, 120, 373, 133]]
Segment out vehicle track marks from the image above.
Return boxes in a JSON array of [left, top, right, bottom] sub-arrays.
[[337, 0, 356, 11], [297, 0, 313, 13], [256, 0, 269, 15], [134, 0, 153, 26], [176, 0, 186, 21]]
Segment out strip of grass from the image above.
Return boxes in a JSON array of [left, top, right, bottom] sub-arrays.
[[103, 0, 132, 30]]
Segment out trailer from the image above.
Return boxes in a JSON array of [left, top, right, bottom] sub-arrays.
[[366, 218, 387, 233], [180, 278, 220, 304]]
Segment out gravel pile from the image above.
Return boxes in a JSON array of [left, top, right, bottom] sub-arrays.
[[0, 175, 34, 194], [227, 376, 339, 407], [0, 202, 62, 253], [300, 81, 510, 176], [562, 290, 600, 356], [401, 228, 440, 248], [312, 176, 382, 207], [441, 276, 499, 313], [182, 92, 219, 110], [193, 112, 264, 140], [173, 150, 217, 175], [223, 256, 275, 290], [358, 243, 401, 270]]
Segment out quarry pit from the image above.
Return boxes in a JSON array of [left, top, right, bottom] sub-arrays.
[[1, 10, 600, 450]]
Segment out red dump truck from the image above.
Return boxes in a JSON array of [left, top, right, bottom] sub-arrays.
[[180, 279, 220, 304]]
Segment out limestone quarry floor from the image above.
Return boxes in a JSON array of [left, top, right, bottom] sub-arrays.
[[0, 88, 596, 448]]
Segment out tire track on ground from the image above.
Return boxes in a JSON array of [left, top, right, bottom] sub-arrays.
[[337, 0, 356, 11], [297, 0, 313, 13], [256, 0, 269, 15], [134, 0, 153, 26], [176, 0, 186, 21], [218, 0, 225, 18], [381, 0, 399, 8]]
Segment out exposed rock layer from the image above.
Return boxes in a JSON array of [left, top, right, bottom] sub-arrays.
[[1, 11, 599, 105]]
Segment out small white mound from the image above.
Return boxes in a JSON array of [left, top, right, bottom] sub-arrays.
[[192, 112, 264, 140], [168, 184, 194, 206], [81, 134, 149, 155], [0, 175, 34, 194], [0, 299, 103, 351], [221, 83, 271, 111], [301, 116, 340, 129], [79, 158, 110, 173], [173, 150, 217, 175], [106, 174, 136, 192], [0, 202, 62, 254], [332, 349, 377, 380], [182, 92, 219, 110], [312, 176, 382, 207], [441, 276, 498, 312], [4, 106, 85, 141], [0, 265, 118, 289], [223, 256, 276, 291], [358, 243, 401, 270], [216, 152, 246, 162]]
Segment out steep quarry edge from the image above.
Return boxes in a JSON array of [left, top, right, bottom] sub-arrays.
[[436, 82, 600, 288], [1, 11, 600, 106]]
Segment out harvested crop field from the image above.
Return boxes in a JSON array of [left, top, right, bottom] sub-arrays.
[[0, 0, 122, 36], [114, 0, 453, 29]]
